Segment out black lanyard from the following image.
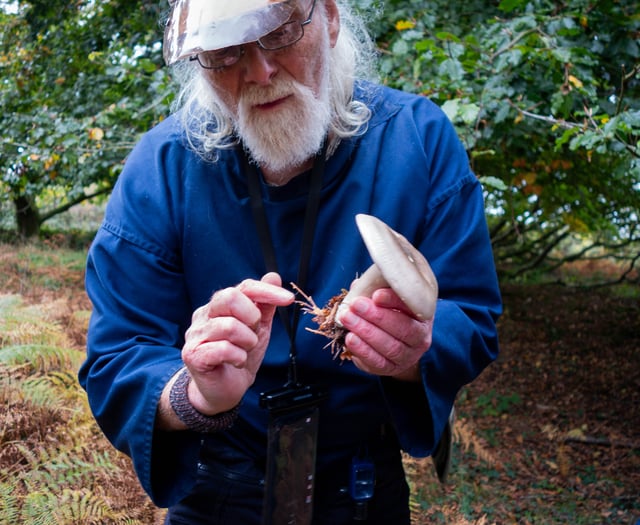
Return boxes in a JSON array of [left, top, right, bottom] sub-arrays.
[[244, 141, 328, 386]]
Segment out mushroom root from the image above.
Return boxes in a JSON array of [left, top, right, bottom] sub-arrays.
[[294, 214, 438, 360]]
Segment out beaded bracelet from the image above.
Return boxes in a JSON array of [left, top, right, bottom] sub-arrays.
[[169, 368, 239, 433]]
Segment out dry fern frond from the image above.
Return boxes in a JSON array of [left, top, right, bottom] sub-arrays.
[[21, 372, 85, 408], [0, 294, 23, 313], [0, 402, 63, 445], [1, 285, 154, 522], [0, 482, 20, 524], [453, 417, 498, 466], [0, 344, 84, 374], [445, 508, 495, 525], [12, 440, 118, 493], [20, 488, 130, 525], [0, 294, 77, 348]]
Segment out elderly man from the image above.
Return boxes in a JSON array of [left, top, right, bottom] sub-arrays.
[[79, 0, 501, 523]]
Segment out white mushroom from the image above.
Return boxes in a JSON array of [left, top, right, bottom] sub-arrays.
[[295, 214, 438, 359], [338, 214, 438, 322]]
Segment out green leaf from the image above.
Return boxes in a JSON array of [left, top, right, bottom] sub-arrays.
[[435, 31, 461, 43], [480, 176, 508, 191], [391, 38, 410, 55], [498, 0, 525, 13]]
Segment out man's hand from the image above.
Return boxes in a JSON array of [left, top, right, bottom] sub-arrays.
[[336, 287, 433, 382], [157, 273, 294, 430]]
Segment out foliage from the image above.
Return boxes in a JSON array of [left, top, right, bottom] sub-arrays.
[[0, 263, 156, 523], [0, 0, 172, 237], [364, 0, 640, 279], [1, 0, 639, 275], [406, 281, 639, 524], [2, 234, 639, 523]]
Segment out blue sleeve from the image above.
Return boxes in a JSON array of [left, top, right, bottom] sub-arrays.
[[78, 131, 201, 507], [420, 181, 501, 454], [376, 97, 501, 456]]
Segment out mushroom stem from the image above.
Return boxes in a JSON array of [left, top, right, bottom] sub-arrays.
[[335, 264, 387, 327], [341, 264, 387, 302]]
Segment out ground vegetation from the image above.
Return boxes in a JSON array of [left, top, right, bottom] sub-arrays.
[[0, 240, 637, 524]]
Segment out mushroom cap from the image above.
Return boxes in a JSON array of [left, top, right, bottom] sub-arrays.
[[355, 214, 438, 320]]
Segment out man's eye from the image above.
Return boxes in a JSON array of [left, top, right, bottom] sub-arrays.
[[210, 48, 235, 59], [269, 28, 289, 39], [264, 24, 294, 44]]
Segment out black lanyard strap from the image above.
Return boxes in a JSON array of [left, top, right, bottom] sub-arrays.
[[244, 140, 328, 386]]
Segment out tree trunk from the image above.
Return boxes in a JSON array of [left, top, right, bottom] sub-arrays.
[[14, 195, 41, 238]]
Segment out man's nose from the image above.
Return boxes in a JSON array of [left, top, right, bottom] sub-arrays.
[[241, 45, 278, 85]]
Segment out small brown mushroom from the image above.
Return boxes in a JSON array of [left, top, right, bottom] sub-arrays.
[[295, 214, 438, 359]]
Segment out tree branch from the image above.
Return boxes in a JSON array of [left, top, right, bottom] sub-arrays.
[[38, 187, 111, 224], [564, 434, 640, 450]]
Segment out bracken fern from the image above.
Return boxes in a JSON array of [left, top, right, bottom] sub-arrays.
[[0, 293, 155, 524]]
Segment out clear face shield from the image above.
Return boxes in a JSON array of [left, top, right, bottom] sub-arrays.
[[163, 0, 300, 66]]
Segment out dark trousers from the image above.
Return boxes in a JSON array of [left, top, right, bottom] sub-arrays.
[[165, 439, 411, 525]]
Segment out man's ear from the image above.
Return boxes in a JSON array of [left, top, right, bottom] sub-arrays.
[[325, 0, 340, 48]]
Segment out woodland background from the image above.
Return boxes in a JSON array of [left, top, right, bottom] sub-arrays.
[[1, 0, 639, 523]]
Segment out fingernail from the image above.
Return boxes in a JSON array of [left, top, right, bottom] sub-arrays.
[[351, 298, 369, 314], [338, 309, 358, 328], [346, 332, 361, 348]]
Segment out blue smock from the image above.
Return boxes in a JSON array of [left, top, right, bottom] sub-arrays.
[[79, 82, 501, 507]]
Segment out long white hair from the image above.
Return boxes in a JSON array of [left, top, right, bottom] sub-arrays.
[[169, 0, 378, 161]]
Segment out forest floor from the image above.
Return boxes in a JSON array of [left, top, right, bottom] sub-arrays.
[[408, 272, 640, 524], [1, 241, 638, 524]]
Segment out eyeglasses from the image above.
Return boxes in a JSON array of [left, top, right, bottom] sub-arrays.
[[190, 0, 317, 70]]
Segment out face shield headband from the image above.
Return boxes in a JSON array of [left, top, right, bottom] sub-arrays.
[[163, 0, 300, 66]]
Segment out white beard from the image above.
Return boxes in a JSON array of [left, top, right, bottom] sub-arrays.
[[234, 57, 332, 178]]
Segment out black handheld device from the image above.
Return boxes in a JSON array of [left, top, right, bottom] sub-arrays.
[[260, 383, 328, 525]]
